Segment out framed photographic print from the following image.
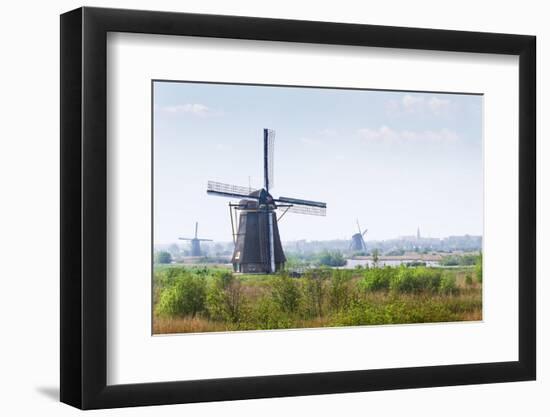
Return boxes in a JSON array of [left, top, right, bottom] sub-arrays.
[[60, 6, 536, 409]]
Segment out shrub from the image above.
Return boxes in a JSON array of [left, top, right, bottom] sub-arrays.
[[156, 273, 206, 317], [439, 254, 478, 266], [271, 274, 301, 313], [252, 297, 293, 329], [465, 273, 473, 286], [439, 273, 458, 295], [155, 251, 172, 264], [152, 265, 480, 332], [359, 267, 395, 292], [317, 250, 347, 267], [329, 270, 352, 311], [389, 267, 442, 294], [301, 272, 325, 317], [206, 272, 244, 323]]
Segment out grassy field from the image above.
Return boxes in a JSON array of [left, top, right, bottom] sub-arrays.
[[152, 262, 482, 334]]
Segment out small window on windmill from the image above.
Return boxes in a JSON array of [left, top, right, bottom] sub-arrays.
[[235, 251, 240, 260]]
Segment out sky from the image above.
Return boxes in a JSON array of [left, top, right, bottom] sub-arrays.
[[153, 81, 483, 244]]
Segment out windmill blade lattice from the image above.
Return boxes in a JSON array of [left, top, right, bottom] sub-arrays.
[[207, 180, 258, 200], [276, 196, 327, 216], [264, 129, 275, 191], [283, 204, 326, 216]]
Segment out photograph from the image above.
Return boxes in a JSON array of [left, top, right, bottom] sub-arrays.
[[52, 3, 538, 412], [152, 81, 484, 334]]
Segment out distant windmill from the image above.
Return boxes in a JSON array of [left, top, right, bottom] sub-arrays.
[[178, 222, 212, 257], [207, 129, 327, 273], [350, 219, 368, 252]]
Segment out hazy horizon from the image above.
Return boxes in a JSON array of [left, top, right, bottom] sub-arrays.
[[153, 81, 483, 244], [154, 232, 482, 246]]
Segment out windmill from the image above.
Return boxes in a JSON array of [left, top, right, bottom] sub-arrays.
[[207, 129, 327, 273], [350, 219, 368, 253], [178, 222, 213, 257]]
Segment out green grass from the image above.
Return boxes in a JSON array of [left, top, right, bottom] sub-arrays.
[[153, 265, 482, 334]]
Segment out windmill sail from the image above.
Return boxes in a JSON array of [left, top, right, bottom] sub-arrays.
[[282, 204, 326, 216], [264, 128, 275, 192], [276, 196, 326, 208], [207, 181, 259, 200], [267, 211, 276, 272], [276, 196, 327, 216]]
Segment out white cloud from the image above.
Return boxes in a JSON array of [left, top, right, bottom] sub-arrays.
[[428, 97, 451, 114], [160, 103, 210, 116], [386, 94, 453, 116], [358, 125, 399, 142], [402, 94, 424, 111], [358, 126, 459, 143]]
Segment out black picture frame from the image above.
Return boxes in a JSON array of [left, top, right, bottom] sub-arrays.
[[60, 6, 536, 410]]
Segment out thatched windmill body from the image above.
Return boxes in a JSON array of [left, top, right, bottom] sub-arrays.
[[207, 129, 327, 273]]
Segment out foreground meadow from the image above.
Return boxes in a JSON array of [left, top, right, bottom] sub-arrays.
[[153, 261, 482, 334]]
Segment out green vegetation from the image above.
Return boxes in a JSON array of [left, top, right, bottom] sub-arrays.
[[475, 252, 483, 283], [439, 253, 479, 266], [285, 250, 346, 268], [154, 251, 172, 264], [156, 272, 206, 317], [317, 250, 347, 267], [153, 262, 482, 334]]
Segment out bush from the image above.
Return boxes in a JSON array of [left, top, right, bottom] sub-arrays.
[[156, 272, 206, 317], [317, 250, 347, 267], [329, 270, 352, 311], [359, 267, 395, 292], [301, 272, 325, 317], [439, 273, 458, 295], [206, 272, 244, 323], [252, 297, 293, 329], [465, 273, 473, 286], [155, 251, 172, 264], [440, 254, 478, 266], [389, 267, 442, 294], [271, 274, 301, 313], [152, 265, 481, 332]]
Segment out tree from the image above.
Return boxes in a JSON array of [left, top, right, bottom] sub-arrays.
[[372, 248, 380, 267], [317, 250, 346, 267], [155, 251, 172, 264], [167, 244, 180, 257]]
